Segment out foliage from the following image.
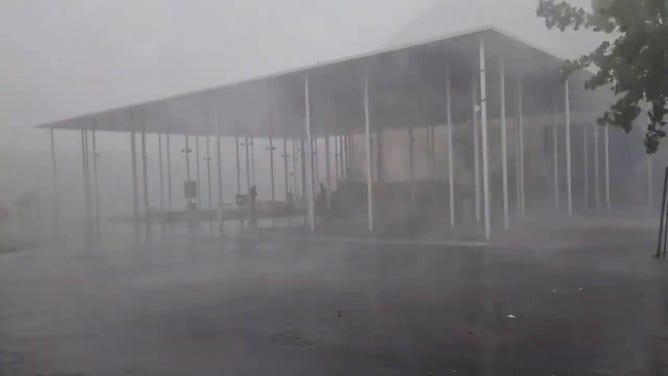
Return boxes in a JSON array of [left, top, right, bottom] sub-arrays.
[[537, 0, 668, 153]]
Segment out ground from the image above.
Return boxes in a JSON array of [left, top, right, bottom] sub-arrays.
[[1, 222, 668, 375]]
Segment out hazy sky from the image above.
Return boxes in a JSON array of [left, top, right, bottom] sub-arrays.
[[1, 0, 440, 130], [1, 0, 596, 130], [0, 0, 603, 207]]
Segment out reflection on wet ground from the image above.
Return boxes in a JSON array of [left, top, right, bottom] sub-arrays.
[[0, 228, 667, 375]]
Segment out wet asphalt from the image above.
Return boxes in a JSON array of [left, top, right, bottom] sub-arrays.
[[1, 227, 667, 375]]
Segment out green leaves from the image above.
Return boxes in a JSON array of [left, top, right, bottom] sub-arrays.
[[538, 0, 668, 153]]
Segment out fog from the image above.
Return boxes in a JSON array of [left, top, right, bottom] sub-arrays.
[[2, 1, 668, 375]]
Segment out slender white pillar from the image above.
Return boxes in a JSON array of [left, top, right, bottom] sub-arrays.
[[479, 38, 491, 240], [648, 155, 654, 207], [269, 134, 275, 201], [553, 99, 560, 210], [583, 126, 589, 210], [446, 64, 455, 228], [304, 75, 315, 231], [130, 130, 140, 244], [185, 136, 191, 181], [91, 127, 101, 241], [215, 115, 223, 232], [594, 123, 600, 209], [604, 125, 611, 209], [472, 73, 481, 222], [158, 134, 164, 212], [205, 136, 212, 211], [499, 58, 509, 230], [364, 75, 374, 232], [195, 136, 201, 208], [518, 76, 526, 218], [141, 131, 150, 237], [49, 128, 60, 236], [325, 135, 332, 214], [565, 80, 573, 217], [166, 133, 172, 212]]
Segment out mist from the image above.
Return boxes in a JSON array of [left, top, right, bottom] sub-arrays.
[[2, 1, 668, 375]]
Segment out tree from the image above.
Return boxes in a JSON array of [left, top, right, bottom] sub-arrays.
[[537, 0, 668, 153]]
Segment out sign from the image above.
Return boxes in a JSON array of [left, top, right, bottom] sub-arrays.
[[235, 194, 248, 206]]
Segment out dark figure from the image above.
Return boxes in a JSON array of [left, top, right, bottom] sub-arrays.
[[317, 183, 327, 222], [249, 185, 258, 226], [286, 190, 295, 212]]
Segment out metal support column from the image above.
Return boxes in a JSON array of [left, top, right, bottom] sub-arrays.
[[216, 124, 224, 232], [648, 155, 654, 208], [141, 131, 150, 238], [364, 75, 374, 232], [269, 134, 275, 201], [553, 99, 560, 210], [250, 138, 256, 186], [325, 135, 332, 213], [304, 75, 315, 231], [479, 37, 491, 240], [235, 135, 241, 195], [565, 80, 573, 217], [206, 136, 212, 212], [518, 76, 526, 218], [49, 128, 60, 236], [92, 127, 101, 242], [185, 136, 191, 180], [81, 129, 92, 244], [594, 123, 600, 209], [446, 64, 455, 228], [130, 130, 140, 244], [167, 133, 172, 212], [409, 125, 415, 216], [583, 126, 589, 209], [499, 59, 509, 230], [195, 136, 201, 208], [301, 138, 306, 205], [158, 134, 164, 213], [245, 136, 251, 191], [376, 131, 383, 182], [283, 135, 289, 200], [472, 72, 481, 222], [604, 125, 611, 209]]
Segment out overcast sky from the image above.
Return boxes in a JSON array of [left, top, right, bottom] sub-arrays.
[[0, 0, 601, 205], [1, 0, 597, 130], [0, 0, 441, 130]]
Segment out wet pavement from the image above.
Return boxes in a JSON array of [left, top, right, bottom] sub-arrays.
[[1, 226, 668, 375]]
